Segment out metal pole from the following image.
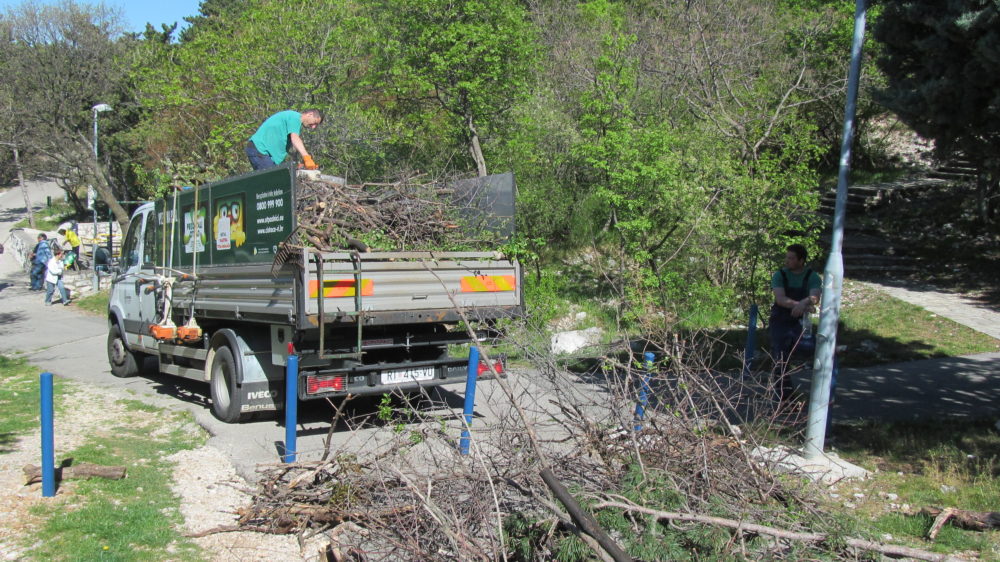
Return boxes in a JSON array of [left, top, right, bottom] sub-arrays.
[[805, 0, 867, 459], [742, 304, 759, 378], [460, 346, 480, 455], [283, 352, 299, 463], [40, 372, 55, 497], [92, 108, 100, 277], [633, 352, 656, 431]]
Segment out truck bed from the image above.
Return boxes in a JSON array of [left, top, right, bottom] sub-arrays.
[[169, 249, 522, 329]]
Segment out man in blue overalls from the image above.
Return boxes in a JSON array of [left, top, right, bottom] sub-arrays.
[[769, 243, 821, 401]]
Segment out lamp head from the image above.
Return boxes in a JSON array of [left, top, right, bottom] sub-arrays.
[[92, 103, 112, 113]]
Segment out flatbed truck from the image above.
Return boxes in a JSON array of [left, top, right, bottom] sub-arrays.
[[106, 166, 521, 422]]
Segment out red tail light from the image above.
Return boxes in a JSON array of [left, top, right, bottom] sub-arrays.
[[476, 360, 504, 377], [306, 375, 344, 394]]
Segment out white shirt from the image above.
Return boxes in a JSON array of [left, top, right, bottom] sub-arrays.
[[45, 255, 64, 284]]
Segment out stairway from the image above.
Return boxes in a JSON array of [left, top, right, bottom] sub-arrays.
[[816, 162, 973, 279]]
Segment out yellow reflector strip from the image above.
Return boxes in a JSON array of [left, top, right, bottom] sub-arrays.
[[460, 275, 516, 293], [308, 278, 374, 298]]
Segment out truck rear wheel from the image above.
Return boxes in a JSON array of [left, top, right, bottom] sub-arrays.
[[210, 345, 247, 423], [108, 324, 146, 378]]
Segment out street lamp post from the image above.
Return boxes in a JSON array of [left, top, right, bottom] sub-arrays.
[[91, 103, 112, 290], [92, 103, 112, 158]]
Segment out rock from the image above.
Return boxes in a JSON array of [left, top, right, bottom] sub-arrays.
[[551, 327, 603, 355]]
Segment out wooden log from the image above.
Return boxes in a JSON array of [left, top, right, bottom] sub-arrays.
[[594, 501, 965, 562], [23, 462, 127, 485], [923, 506, 1000, 538]]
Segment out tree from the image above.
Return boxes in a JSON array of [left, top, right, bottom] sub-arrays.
[[0, 1, 132, 225], [126, 0, 379, 191], [371, 0, 539, 176], [874, 0, 1000, 224], [509, 0, 824, 322]]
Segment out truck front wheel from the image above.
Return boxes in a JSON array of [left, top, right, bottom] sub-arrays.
[[108, 324, 146, 378], [210, 345, 247, 423]]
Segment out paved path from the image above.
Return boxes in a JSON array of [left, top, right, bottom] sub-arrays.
[[865, 280, 1000, 340], [793, 280, 1000, 422]]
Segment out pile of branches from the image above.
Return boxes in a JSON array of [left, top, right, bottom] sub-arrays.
[[228, 449, 521, 560], [208, 329, 959, 561], [293, 174, 493, 252]]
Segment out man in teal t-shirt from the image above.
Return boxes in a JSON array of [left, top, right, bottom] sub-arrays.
[[768, 243, 822, 400], [246, 109, 323, 170]]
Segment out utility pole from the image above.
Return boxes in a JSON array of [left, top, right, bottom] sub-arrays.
[[804, 0, 867, 459]]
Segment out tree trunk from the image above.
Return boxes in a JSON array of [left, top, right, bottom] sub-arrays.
[[13, 144, 35, 229], [88, 156, 130, 227], [467, 115, 487, 178]]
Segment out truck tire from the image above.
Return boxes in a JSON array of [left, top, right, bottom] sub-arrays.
[[210, 345, 247, 423], [108, 324, 146, 378]]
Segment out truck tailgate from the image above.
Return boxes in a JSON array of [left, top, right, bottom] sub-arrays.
[[303, 249, 521, 324]]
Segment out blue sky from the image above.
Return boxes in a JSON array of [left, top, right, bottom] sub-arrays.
[[0, 0, 204, 35]]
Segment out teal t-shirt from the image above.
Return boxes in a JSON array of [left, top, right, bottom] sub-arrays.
[[770, 268, 822, 291], [249, 110, 302, 164]]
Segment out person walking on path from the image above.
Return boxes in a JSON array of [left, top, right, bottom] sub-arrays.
[[246, 109, 323, 171], [29, 233, 52, 291], [769, 243, 821, 400], [44, 245, 71, 306]]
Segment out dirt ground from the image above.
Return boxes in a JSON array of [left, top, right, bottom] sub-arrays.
[[0, 382, 325, 561]]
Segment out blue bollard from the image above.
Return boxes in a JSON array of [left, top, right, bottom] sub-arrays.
[[40, 372, 55, 497], [283, 354, 299, 463], [743, 304, 758, 378], [633, 352, 656, 432], [459, 346, 480, 455]]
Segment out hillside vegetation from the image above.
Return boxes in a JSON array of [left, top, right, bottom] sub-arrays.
[[1, 0, 997, 334]]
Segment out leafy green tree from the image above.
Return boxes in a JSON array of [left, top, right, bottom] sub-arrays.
[[126, 0, 376, 192], [0, 1, 133, 224], [874, 0, 1000, 224], [370, 0, 539, 176], [509, 0, 824, 325]]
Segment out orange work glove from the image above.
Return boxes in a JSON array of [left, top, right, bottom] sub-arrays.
[[302, 155, 319, 170]]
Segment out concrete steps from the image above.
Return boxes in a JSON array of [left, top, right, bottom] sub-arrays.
[[815, 174, 962, 279]]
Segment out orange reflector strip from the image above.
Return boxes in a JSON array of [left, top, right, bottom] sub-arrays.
[[460, 275, 516, 293], [308, 278, 374, 298]]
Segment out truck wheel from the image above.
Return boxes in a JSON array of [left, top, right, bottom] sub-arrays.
[[210, 345, 247, 423], [108, 324, 146, 378]]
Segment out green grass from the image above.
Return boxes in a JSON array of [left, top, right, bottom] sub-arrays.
[[13, 201, 77, 231], [828, 418, 1000, 559], [25, 412, 207, 561], [836, 280, 1000, 367], [0, 356, 209, 561], [0, 355, 67, 449], [74, 290, 109, 316]]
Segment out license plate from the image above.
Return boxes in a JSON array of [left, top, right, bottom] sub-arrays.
[[381, 367, 435, 385]]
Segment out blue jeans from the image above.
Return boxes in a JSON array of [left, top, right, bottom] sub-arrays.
[[45, 278, 69, 304], [246, 142, 276, 170], [30, 262, 46, 289]]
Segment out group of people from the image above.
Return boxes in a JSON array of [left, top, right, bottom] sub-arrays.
[[28, 232, 75, 306]]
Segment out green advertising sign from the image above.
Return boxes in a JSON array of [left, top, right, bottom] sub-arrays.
[[155, 165, 296, 268]]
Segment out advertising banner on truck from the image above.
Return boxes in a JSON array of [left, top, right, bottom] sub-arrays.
[[154, 165, 296, 268]]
